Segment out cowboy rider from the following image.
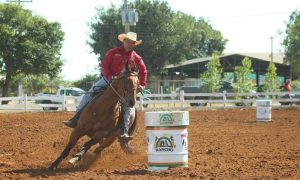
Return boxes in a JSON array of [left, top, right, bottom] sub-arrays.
[[63, 32, 147, 141]]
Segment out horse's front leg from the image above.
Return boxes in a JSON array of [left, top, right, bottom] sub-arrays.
[[69, 138, 99, 166], [69, 129, 116, 165], [49, 131, 81, 171]]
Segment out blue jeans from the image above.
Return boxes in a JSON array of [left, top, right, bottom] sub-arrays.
[[76, 77, 133, 132]]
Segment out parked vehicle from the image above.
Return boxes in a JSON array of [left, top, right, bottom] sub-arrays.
[[35, 87, 85, 111], [1, 100, 10, 105], [176, 86, 204, 106], [176, 81, 256, 107], [176, 81, 235, 106], [279, 88, 300, 106], [234, 90, 256, 107], [175, 86, 202, 94]]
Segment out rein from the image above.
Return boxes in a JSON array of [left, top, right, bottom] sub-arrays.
[[103, 77, 122, 98], [104, 72, 139, 105]]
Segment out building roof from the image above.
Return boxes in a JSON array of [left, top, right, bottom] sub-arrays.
[[165, 53, 285, 69]]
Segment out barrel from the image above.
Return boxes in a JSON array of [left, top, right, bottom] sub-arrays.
[[256, 100, 272, 121], [144, 111, 189, 171]]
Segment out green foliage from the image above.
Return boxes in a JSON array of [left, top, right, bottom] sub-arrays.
[[0, 4, 64, 96], [88, 0, 227, 76], [73, 74, 100, 91], [88, 5, 122, 60], [234, 57, 255, 93], [263, 63, 281, 92], [131, 0, 175, 73], [200, 53, 223, 93], [292, 80, 300, 90], [7, 74, 71, 96], [282, 10, 300, 79]]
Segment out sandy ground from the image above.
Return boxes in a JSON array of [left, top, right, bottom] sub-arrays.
[[0, 108, 299, 179]]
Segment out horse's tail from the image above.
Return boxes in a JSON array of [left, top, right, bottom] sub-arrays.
[[128, 107, 138, 136]]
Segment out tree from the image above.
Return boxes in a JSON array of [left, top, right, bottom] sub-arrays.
[[88, 0, 227, 76], [233, 57, 256, 105], [7, 74, 71, 96], [88, 5, 122, 61], [194, 18, 227, 57], [0, 4, 64, 97], [263, 63, 281, 92], [234, 57, 255, 93], [73, 74, 100, 91], [200, 53, 223, 93], [282, 10, 300, 79], [292, 80, 300, 90]]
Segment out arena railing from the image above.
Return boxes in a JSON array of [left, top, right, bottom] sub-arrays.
[[0, 91, 299, 112]]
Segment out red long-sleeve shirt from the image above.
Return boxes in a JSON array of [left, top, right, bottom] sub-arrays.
[[101, 46, 147, 86], [283, 82, 292, 91]]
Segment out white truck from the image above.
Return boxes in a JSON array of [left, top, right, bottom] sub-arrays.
[[35, 87, 86, 111]]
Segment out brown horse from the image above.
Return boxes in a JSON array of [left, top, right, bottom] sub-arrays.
[[49, 68, 140, 171]]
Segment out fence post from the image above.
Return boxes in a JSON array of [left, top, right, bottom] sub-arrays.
[[62, 94, 66, 112], [222, 90, 227, 108], [180, 90, 184, 108], [24, 94, 28, 112]]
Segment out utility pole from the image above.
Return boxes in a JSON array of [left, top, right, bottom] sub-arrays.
[[6, 0, 32, 6], [121, 0, 138, 33], [270, 36, 274, 63], [124, 0, 130, 33]]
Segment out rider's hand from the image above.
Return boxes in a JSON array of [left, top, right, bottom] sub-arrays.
[[139, 85, 145, 91]]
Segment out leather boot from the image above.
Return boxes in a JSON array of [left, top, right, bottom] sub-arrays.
[[63, 110, 81, 128], [119, 105, 133, 141]]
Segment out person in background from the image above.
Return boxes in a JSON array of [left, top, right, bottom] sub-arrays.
[[63, 32, 147, 141], [283, 79, 292, 92]]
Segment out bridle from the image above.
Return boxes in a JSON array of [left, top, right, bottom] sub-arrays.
[[104, 71, 139, 106]]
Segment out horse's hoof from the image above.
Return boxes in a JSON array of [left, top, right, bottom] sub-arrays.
[[93, 148, 103, 155], [127, 147, 135, 154], [119, 136, 133, 143], [68, 156, 79, 166]]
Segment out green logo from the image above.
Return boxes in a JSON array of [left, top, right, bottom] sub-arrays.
[[159, 113, 174, 125], [154, 136, 176, 152]]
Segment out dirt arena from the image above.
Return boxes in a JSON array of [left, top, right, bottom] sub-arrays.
[[0, 108, 299, 179]]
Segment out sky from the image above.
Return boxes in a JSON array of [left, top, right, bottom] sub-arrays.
[[2, 0, 300, 81]]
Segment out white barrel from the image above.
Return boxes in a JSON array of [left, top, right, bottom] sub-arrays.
[[256, 100, 272, 121], [145, 111, 189, 171]]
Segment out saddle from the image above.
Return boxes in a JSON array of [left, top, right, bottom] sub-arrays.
[[92, 86, 108, 97]]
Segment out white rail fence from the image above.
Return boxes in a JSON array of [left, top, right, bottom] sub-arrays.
[[137, 91, 300, 111], [0, 91, 299, 112], [0, 95, 78, 112]]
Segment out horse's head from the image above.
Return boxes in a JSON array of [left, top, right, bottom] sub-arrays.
[[113, 69, 139, 107]]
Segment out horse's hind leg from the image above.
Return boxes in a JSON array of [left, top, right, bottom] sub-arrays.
[[49, 131, 81, 171], [69, 138, 99, 166]]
